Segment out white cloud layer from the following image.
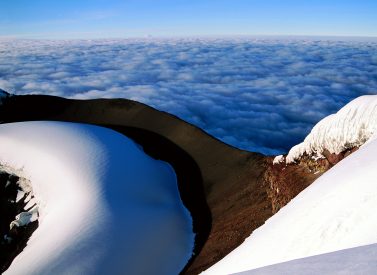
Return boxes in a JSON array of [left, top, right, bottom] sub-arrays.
[[0, 38, 376, 155]]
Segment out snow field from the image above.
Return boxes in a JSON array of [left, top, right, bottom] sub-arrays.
[[0, 121, 194, 275]]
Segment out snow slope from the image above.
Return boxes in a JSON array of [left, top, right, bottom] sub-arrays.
[[204, 96, 377, 274], [0, 121, 194, 275], [286, 95, 377, 163], [237, 243, 377, 275]]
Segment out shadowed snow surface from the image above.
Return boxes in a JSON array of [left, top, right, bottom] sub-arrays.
[[0, 121, 194, 275], [236, 243, 377, 275]]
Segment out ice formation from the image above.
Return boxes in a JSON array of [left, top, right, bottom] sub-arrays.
[[272, 155, 284, 165], [286, 95, 377, 163]]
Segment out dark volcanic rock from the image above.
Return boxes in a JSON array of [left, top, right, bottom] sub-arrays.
[[0, 171, 38, 273], [0, 89, 9, 96]]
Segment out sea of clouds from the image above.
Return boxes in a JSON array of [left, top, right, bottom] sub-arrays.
[[0, 38, 376, 155]]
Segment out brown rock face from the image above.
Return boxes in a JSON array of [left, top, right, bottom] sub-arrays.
[[322, 148, 359, 166], [264, 147, 359, 214], [264, 158, 323, 214]]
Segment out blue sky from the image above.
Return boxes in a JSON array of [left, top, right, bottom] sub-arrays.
[[0, 0, 376, 39]]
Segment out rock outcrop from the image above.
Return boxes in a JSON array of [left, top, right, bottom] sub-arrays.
[[0, 169, 38, 272], [265, 146, 359, 214]]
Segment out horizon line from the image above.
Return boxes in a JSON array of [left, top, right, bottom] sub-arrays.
[[1, 34, 377, 42]]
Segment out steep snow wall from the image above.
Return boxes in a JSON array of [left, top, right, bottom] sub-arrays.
[[286, 95, 377, 163], [0, 121, 194, 275]]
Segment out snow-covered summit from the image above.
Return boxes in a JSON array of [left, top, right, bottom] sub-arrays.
[[0, 121, 194, 275], [286, 95, 377, 163]]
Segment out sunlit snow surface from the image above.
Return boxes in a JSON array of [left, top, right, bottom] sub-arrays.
[[204, 96, 377, 274], [0, 121, 194, 275]]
